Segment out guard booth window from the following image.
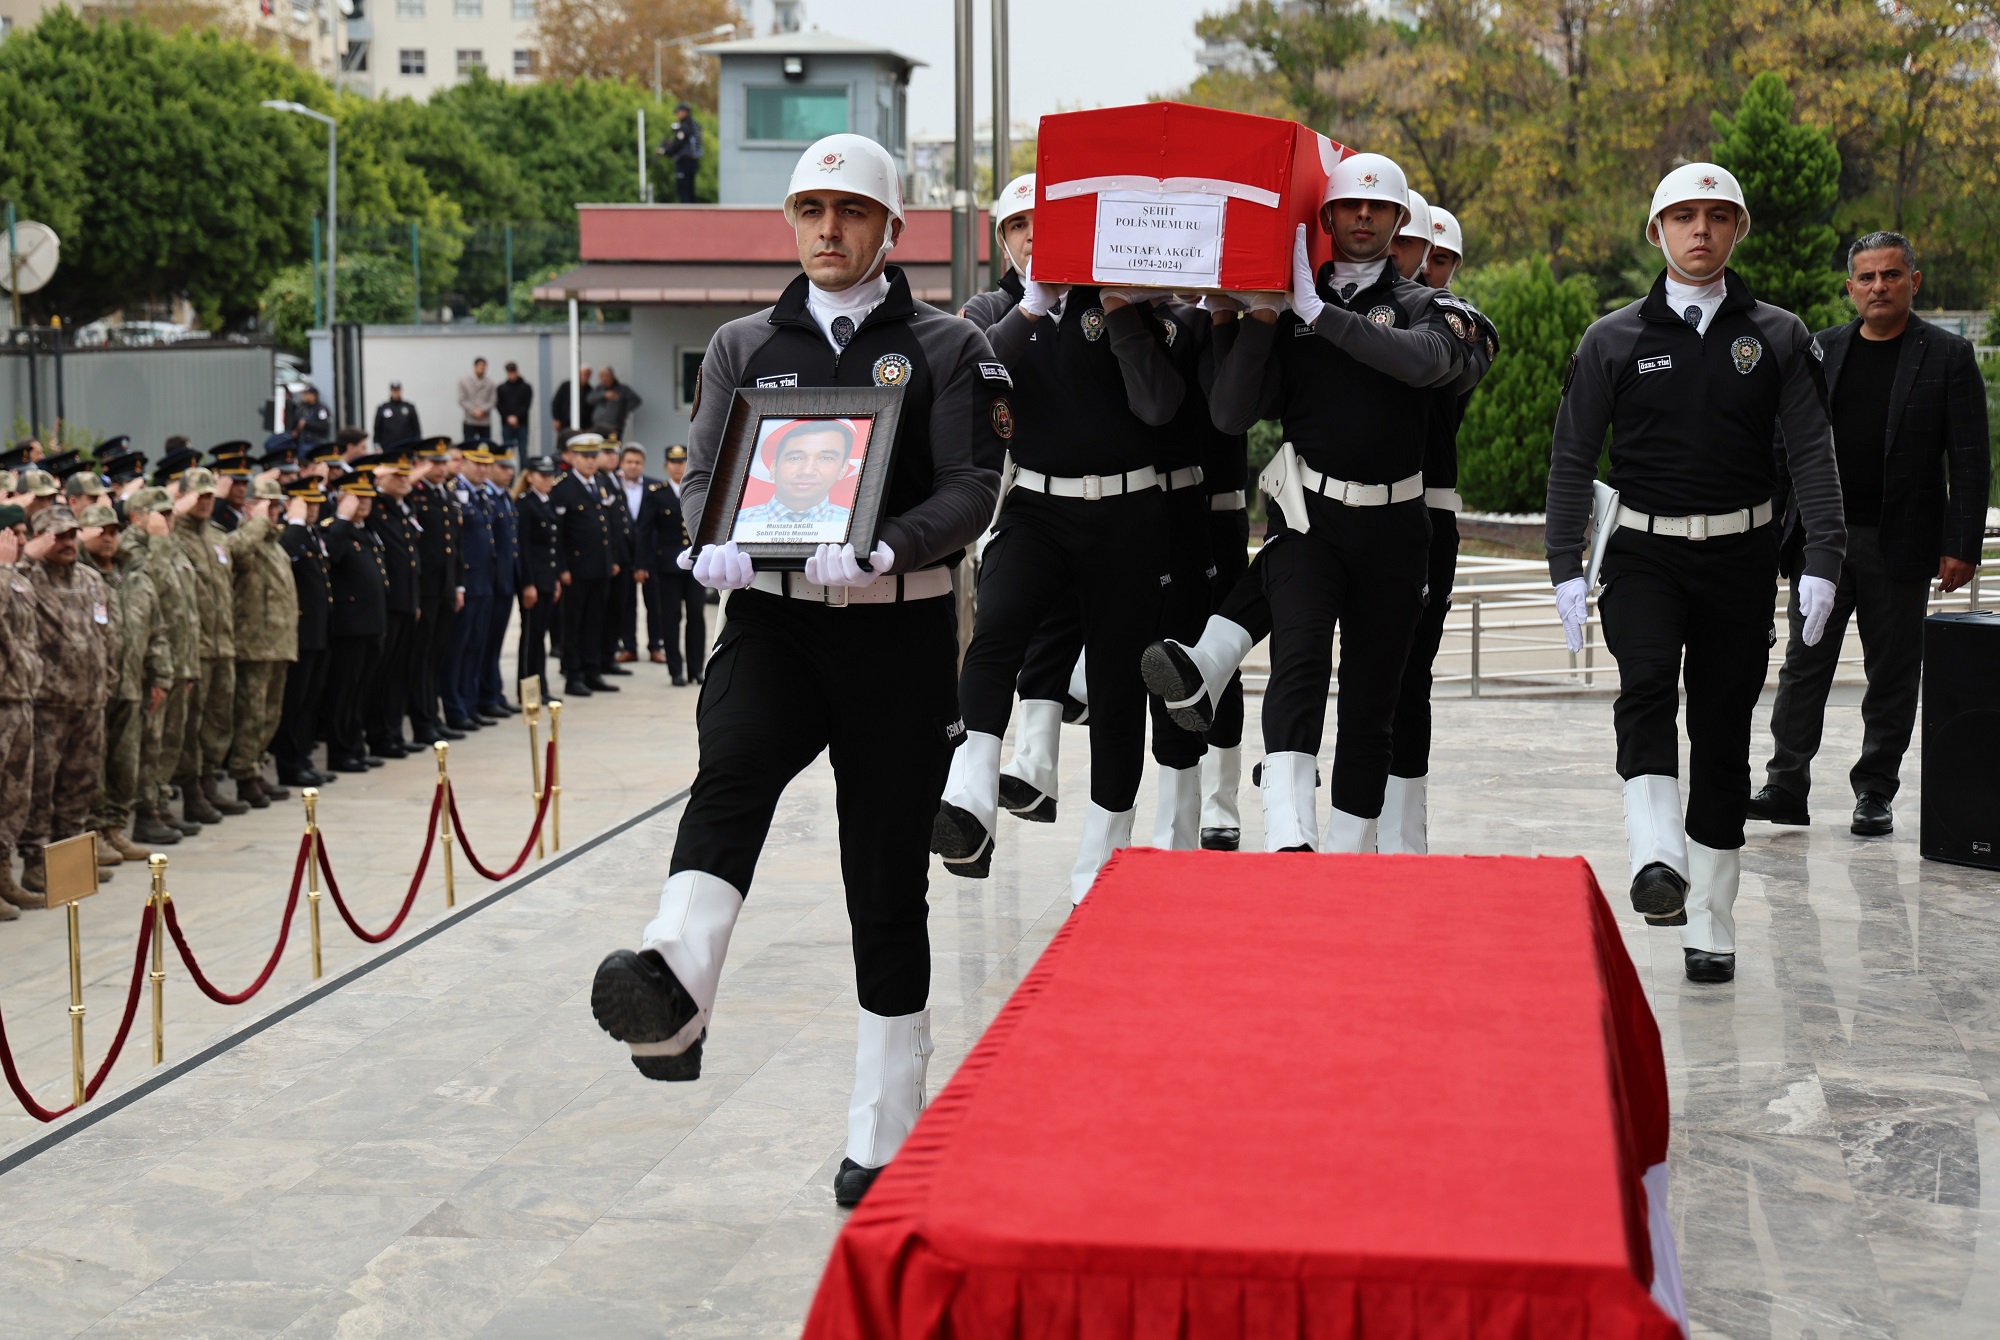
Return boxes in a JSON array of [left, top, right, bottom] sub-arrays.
[[746, 86, 848, 143]]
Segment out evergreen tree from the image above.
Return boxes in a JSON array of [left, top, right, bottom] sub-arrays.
[[1453, 261, 1599, 513], [1710, 72, 1846, 327]]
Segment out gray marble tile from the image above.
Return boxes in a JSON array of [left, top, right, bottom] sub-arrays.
[[276, 1236, 566, 1339], [78, 1280, 332, 1338], [165, 1194, 441, 1286]]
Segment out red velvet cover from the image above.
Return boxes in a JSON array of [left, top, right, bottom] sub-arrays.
[[1031, 103, 1347, 291], [805, 850, 1678, 1339]]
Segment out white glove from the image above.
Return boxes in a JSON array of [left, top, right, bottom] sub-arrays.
[[1796, 574, 1837, 647], [1555, 576, 1589, 654], [1100, 287, 1157, 307], [1200, 292, 1246, 314], [805, 541, 894, 589], [1244, 291, 1288, 314], [1290, 224, 1326, 326], [690, 540, 754, 591], [1018, 261, 1063, 318]]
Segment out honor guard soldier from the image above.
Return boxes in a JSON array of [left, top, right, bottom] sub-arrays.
[[515, 456, 563, 689], [589, 134, 1007, 1208], [406, 437, 462, 745], [319, 469, 391, 772], [1425, 207, 1465, 290], [1202, 152, 1469, 853], [937, 169, 1187, 899], [364, 451, 423, 758], [273, 478, 334, 788], [1547, 163, 1845, 983], [549, 433, 620, 697]]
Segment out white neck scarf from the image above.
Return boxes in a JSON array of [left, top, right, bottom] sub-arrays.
[[1328, 258, 1389, 303], [1663, 273, 1727, 336], [806, 271, 891, 353]]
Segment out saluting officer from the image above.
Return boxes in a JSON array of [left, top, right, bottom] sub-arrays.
[[364, 451, 423, 759], [593, 450, 637, 682], [479, 450, 520, 716], [406, 437, 462, 745], [589, 134, 1007, 1209], [1548, 163, 1844, 984], [273, 478, 334, 788], [514, 455, 563, 690], [550, 433, 620, 697], [444, 443, 498, 730], [319, 468, 390, 772]]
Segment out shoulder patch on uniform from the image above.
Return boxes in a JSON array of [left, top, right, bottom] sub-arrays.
[[1562, 350, 1579, 394], [978, 360, 1013, 387], [1443, 311, 1468, 339], [1365, 304, 1397, 326], [990, 397, 1015, 440], [754, 373, 800, 389], [1081, 308, 1107, 342], [1730, 335, 1764, 375], [1161, 319, 1178, 347], [1808, 337, 1825, 362], [871, 352, 913, 388], [1637, 354, 1673, 374]]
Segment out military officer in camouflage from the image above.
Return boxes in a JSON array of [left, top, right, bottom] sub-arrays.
[[170, 466, 248, 822], [130, 483, 204, 844], [80, 502, 171, 865], [225, 475, 300, 808], [0, 512, 41, 914], [17, 507, 118, 894]]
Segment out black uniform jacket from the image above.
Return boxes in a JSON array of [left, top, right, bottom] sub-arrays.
[[625, 475, 677, 573], [281, 519, 332, 653], [407, 478, 461, 604], [516, 489, 562, 595], [550, 471, 617, 579], [1423, 290, 1500, 493], [322, 514, 389, 638], [374, 399, 421, 446], [1547, 269, 1845, 586], [681, 266, 1007, 572], [367, 496, 423, 615]]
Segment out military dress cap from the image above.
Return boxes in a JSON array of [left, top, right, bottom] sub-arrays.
[[302, 440, 345, 466], [0, 504, 24, 529], [523, 454, 559, 474], [76, 501, 121, 528], [462, 444, 498, 465], [98, 434, 132, 455], [42, 449, 83, 479], [256, 443, 299, 470], [665, 444, 688, 462], [283, 477, 328, 504], [32, 505, 80, 535], [152, 445, 202, 482], [418, 435, 454, 459], [100, 447, 147, 482], [179, 466, 220, 496], [346, 452, 386, 472], [125, 486, 172, 514], [564, 432, 608, 452], [336, 473, 377, 497], [63, 471, 109, 499], [375, 449, 415, 472], [17, 468, 59, 497], [0, 443, 33, 469]]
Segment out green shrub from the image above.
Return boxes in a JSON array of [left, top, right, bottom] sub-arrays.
[[1711, 73, 1846, 329], [1453, 261, 1599, 513], [260, 253, 419, 354]]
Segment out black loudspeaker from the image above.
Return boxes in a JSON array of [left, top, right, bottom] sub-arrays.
[[1921, 610, 2000, 870]]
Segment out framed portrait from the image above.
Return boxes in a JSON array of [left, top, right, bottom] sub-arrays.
[[693, 386, 904, 569]]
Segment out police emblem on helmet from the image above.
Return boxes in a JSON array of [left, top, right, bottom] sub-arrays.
[[872, 352, 913, 387], [1358, 172, 1379, 188], [1082, 308, 1107, 341], [1730, 335, 1763, 374], [1697, 174, 1719, 191], [1366, 305, 1396, 326], [818, 151, 845, 172], [991, 398, 1014, 439]]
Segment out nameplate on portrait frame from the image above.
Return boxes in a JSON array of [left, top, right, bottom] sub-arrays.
[[693, 387, 904, 571]]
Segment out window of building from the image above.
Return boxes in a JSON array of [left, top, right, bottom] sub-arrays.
[[745, 86, 848, 143], [1, 17, 13, 39], [399, 48, 426, 76], [397, 0, 423, 16], [512, 48, 536, 76], [455, 0, 481, 17], [511, 0, 535, 17], [678, 349, 705, 409], [456, 48, 485, 75]]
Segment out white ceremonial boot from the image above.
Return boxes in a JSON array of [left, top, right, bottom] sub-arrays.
[[837, 1006, 933, 1207], [1623, 775, 1690, 925], [1199, 744, 1242, 851], [592, 869, 742, 1080], [1141, 616, 1255, 734], [1377, 774, 1429, 855], [998, 700, 1062, 823], [1151, 763, 1202, 850], [1323, 806, 1379, 854], [1682, 838, 1739, 983], [1070, 803, 1136, 904], [1260, 751, 1319, 852], [934, 730, 1001, 878]]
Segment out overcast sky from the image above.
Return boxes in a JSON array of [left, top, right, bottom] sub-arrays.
[[737, 0, 1223, 140]]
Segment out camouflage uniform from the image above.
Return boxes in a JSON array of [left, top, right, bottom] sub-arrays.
[[86, 524, 172, 840], [225, 511, 299, 794], [19, 543, 118, 874], [172, 500, 240, 811], [0, 559, 42, 910], [144, 509, 206, 833]]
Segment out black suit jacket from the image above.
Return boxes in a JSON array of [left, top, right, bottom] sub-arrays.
[[550, 472, 616, 579], [515, 489, 562, 594], [366, 497, 422, 616], [625, 475, 676, 572], [281, 520, 332, 652], [322, 516, 388, 638], [1786, 314, 1991, 581]]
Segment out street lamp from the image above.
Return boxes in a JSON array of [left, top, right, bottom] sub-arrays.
[[654, 22, 739, 105], [261, 100, 338, 334]]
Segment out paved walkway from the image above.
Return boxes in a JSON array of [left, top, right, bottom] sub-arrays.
[[1, 681, 1997, 1337]]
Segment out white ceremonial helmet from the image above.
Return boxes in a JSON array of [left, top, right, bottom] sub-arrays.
[[1429, 207, 1464, 257], [1644, 162, 1751, 245], [784, 134, 906, 226], [1321, 152, 1411, 228], [1399, 189, 1434, 245], [993, 172, 1035, 232]]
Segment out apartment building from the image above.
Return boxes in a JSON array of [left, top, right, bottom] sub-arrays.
[[340, 0, 540, 98]]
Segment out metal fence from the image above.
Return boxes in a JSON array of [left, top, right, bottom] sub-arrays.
[[0, 336, 276, 451]]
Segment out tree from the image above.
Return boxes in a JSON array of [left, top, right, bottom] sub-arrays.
[[260, 253, 417, 354], [1453, 261, 1599, 513], [531, 0, 737, 106], [1710, 72, 1844, 325]]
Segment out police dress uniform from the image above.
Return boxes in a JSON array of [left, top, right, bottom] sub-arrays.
[[478, 475, 519, 712], [443, 463, 497, 726], [594, 468, 636, 676], [274, 485, 334, 785], [406, 445, 462, 742], [549, 460, 618, 693], [319, 488, 391, 769], [656, 460, 706, 681], [515, 473, 563, 689], [365, 484, 423, 755]]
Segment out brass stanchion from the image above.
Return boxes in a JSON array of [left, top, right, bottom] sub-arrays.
[[522, 675, 545, 861], [46, 834, 98, 1108], [435, 741, 456, 907], [148, 854, 169, 1065], [548, 699, 562, 852], [304, 788, 323, 980]]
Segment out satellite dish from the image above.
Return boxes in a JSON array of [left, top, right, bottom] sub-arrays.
[[0, 221, 60, 295]]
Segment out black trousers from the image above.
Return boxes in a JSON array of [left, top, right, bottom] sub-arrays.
[[1764, 524, 1927, 802], [671, 588, 959, 1016], [598, 576, 626, 670], [321, 633, 383, 763], [1149, 486, 1215, 769], [960, 488, 1167, 813], [1016, 598, 1081, 705], [517, 586, 556, 691], [561, 576, 611, 681], [657, 571, 708, 676], [369, 611, 417, 749], [616, 575, 642, 654], [1262, 497, 1430, 818], [1389, 511, 1461, 779], [415, 593, 453, 735], [1206, 507, 1251, 751], [1599, 526, 1777, 851], [274, 647, 327, 772]]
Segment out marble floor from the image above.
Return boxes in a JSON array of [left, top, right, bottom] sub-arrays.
[[0, 682, 1996, 1338]]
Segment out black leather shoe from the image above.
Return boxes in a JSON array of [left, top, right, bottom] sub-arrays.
[[1138, 640, 1213, 733], [1200, 827, 1241, 852], [483, 701, 518, 716], [930, 802, 993, 878], [445, 717, 482, 732], [591, 949, 703, 1081], [277, 768, 320, 788], [475, 715, 502, 727], [436, 726, 466, 741], [689, 668, 705, 684], [1630, 862, 1689, 925], [602, 665, 633, 677], [369, 742, 409, 760], [1745, 784, 1810, 826], [834, 1158, 881, 1208], [670, 674, 688, 687], [997, 775, 1056, 823], [564, 680, 595, 697], [1851, 792, 1894, 836], [1684, 948, 1736, 983], [363, 755, 386, 768], [327, 756, 370, 774], [310, 769, 337, 785], [585, 677, 621, 693]]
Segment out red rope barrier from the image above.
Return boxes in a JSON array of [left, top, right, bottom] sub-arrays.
[[163, 834, 310, 1005], [449, 741, 557, 881], [319, 782, 441, 944], [0, 901, 155, 1122]]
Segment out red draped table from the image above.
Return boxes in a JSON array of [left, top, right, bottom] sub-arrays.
[[806, 850, 1684, 1339]]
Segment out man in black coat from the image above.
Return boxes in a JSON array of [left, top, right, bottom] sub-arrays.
[[549, 433, 620, 697], [273, 478, 334, 787], [515, 456, 563, 690], [317, 474, 390, 772], [1752, 230, 1992, 837], [654, 444, 705, 685], [363, 452, 424, 759], [609, 444, 670, 665], [406, 437, 463, 745], [373, 382, 422, 447], [286, 385, 333, 445]]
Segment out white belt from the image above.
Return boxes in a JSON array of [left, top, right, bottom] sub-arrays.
[[1294, 463, 1425, 508], [1012, 465, 1159, 500], [750, 567, 953, 606], [1424, 487, 1464, 513], [1615, 499, 1773, 541], [1209, 490, 1247, 513], [1161, 466, 1206, 492]]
